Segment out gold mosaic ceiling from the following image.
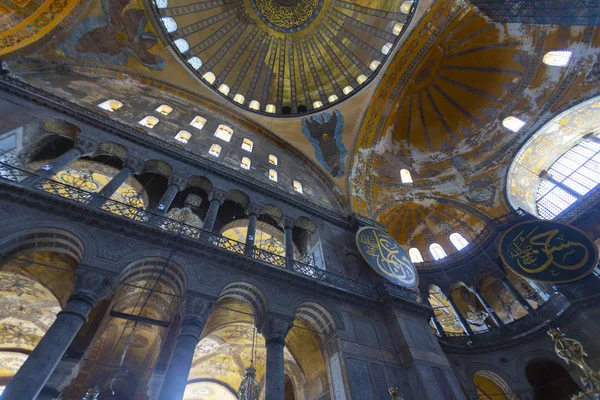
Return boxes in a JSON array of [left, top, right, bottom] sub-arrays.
[[146, 0, 417, 115]]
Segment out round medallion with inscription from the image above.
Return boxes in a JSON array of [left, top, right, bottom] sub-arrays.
[[252, 0, 323, 32]]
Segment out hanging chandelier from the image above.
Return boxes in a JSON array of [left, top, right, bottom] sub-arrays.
[[237, 326, 260, 400]]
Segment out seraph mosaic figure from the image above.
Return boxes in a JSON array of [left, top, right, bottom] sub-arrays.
[[301, 110, 347, 177]]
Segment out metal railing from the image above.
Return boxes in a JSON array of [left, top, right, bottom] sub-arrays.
[[0, 161, 418, 302]]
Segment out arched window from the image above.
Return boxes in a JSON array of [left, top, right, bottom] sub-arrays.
[[233, 93, 245, 104], [189, 116, 206, 130], [502, 116, 525, 132], [203, 72, 216, 84], [161, 17, 177, 33], [209, 143, 221, 157], [313, 101, 323, 108], [154, 0, 168, 8], [188, 57, 202, 70], [400, 1, 413, 13], [269, 169, 278, 182], [269, 154, 278, 165], [357, 75, 368, 84], [381, 43, 393, 55], [449, 232, 469, 251], [98, 99, 123, 112], [328, 94, 338, 103], [369, 60, 381, 71], [155, 104, 173, 115], [266, 104, 276, 113], [242, 138, 253, 152], [173, 38, 189, 53], [293, 180, 303, 194], [240, 157, 251, 170], [343, 85, 353, 94], [393, 23, 404, 35], [400, 169, 413, 183], [174, 130, 191, 144], [249, 100, 260, 110], [536, 138, 600, 219], [218, 84, 230, 95], [543, 50, 572, 67], [409, 248, 424, 263], [139, 116, 159, 129], [429, 243, 447, 260], [214, 125, 233, 142]]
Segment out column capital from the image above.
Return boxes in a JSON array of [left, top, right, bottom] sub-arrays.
[[181, 295, 214, 323], [124, 157, 144, 173], [247, 203, 262, 216], [169, 174, 187, 190], [282, 216, 295, 229], [74, 138, 99, 156], [259, 313, 294, 344], [209, 188, 226, 204], [72, 268, 115, 304]]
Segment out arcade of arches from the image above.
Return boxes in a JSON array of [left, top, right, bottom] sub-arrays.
[[0, 0, 600, 399]]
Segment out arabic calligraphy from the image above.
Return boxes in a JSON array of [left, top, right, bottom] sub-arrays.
[[356, 227, 418, 287], [500, 221, 598, 283], [255, 0, 319, 29]]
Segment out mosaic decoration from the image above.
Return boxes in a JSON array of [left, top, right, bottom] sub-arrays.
[[60, 0, 166, 70], [253, 0, 322, 31], [499, 221, 599, 283], [301, 110, 347, 177], [355, 227, 418, 288]]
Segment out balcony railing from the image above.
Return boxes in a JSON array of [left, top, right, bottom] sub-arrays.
[[0, 161, 423, 303]]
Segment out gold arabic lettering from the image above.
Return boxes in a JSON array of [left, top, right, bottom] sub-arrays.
[[359, 230, 415, 284]]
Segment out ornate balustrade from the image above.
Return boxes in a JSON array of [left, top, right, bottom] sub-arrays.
[[0, 161, 416, 303]]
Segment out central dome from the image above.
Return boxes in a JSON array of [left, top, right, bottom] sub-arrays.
[[148, 0, 417, 116], [252, 0, 323, 32]]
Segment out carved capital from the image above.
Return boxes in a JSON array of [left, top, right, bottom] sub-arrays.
[[74, 138, 99, 156], [169, 174, 187, 190], [247, 203, 261, 216], [44, 358, 82, 393], [259, 313, 294, 343], [209, 188, 226, 204], [282, 216, 296, 230], [72, 268, 114, 303], [124, 157, 144, 173], [181, 295, 214, 323]]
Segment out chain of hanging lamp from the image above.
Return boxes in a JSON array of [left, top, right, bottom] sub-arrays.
[[237, 323, 261, 400]]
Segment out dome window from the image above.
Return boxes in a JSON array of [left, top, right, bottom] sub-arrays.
[[369, 60, 381, 71], [234, 94, 245, 104], [209, 143, 221, 158], [269, 169, 278, 182], [161, 17, 177, 33], [214, 125, 233, 142], [174, 130, 191, 144], [249, 100, 260, 110], [139, 116, 159, 129], [313, 101, 323, 108], [218, 84, 230, 96], [154, 0, 168, 8], [400, 169, 413, 183], [393, 23, 404, 36], [293, 180, 303, 194], [269, 154, 278, 165], [357, 75, 368, 84], [240, 157, 251, 170], [266, 104, 276, 113], [502, 116, 526, 132], [429, 243, 447, 260], [203, 72, 216, 84], [382, 43, 393, 55], [189, 116, 206, 130], [242, 138, 253, 152], [98, 99, 123, 112], [343, 85, 354, 94], [543, 50, 572, 67], [155, 104, 173, 115], [188, 57, 202, 70], [409, 248, 424, 263], [400, 1, 414, 14], [328, 94, 338, 103], [174, 38, 189, 53], [449, 233, 469, 251]]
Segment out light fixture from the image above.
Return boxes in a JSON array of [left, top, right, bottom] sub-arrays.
[[237, 327, 260, 400], [542, 50, 572, 67]]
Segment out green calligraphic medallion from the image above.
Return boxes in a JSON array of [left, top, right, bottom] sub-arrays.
[[355, 227, 418, 288], [499, 220, 599, 284]]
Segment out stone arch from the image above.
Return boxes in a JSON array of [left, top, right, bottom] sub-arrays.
[[473, 370, 518, 400], [225, 189, 250, 209], [261, 204, 284, 223], [2, 228, 84, 263], [294, 216, 318, 234], [218, 282, 269, 317], [95, 141, 129, 162], [294, 301, 339, 341], [119, 256, 187, 297], [187, 175, 213, 194], [143, 159, 173, 178]]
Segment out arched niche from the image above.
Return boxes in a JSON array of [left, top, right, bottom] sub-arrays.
[[525, 359, 581, 400], [473, 370, 517, 400], [428, 285, 465, 335]]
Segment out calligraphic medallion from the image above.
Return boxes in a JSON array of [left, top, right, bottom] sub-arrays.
[[499, 221, 598, 283], [252, 0, 322, 32], [355, 227, 418, 288]]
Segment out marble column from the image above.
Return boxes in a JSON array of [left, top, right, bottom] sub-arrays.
[[154, 183, 180, 216], [501, 277, 531, 312], [24, 139, 97, 186], [445, 293, 474, 336], [157, 296, 213, 400], [260, 314, 294, 400], [473, 287, 503, 327], [244, 204, 260, 257], [89, 158, 142, 208], [283, 217, 295, 270], [202, 189, 225, 232], [2, 269, 113, 400]]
